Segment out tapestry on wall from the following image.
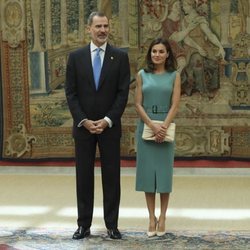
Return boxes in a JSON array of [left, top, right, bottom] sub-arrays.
[[0, 0, 249, 160]]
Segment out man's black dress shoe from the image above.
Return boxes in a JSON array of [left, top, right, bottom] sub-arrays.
[[107, 228, 122, 239], [72, 226, 90, 240]]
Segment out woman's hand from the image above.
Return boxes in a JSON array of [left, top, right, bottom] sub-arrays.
[[151, 123, 167, 143]]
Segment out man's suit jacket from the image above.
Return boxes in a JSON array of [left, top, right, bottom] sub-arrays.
[[65, 43, 130, 139]]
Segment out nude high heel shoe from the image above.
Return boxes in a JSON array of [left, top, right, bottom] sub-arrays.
[[156, 216, 166, 236], [147, 217, 157, 237]]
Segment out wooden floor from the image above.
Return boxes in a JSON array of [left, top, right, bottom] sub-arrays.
[[0, 166, 250, 231]]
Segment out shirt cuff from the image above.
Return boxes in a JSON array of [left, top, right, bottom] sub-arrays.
[[104, 116, 112, 128], [78, 118, 88, 127]]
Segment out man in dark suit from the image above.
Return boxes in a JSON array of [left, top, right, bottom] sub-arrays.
[[65, 11, 130, 240], [65, 12, 130, 239]]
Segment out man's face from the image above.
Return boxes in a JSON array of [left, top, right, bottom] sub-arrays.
[[88, 15, 109, 47]]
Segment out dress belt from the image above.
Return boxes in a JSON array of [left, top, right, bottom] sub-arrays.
[[144, 105, 169, 114]]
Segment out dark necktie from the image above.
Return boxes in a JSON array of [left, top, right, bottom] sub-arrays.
[[93, 48, 102, 90]]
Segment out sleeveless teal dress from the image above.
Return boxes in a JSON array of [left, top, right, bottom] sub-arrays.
[[135, 69, 177, 193]]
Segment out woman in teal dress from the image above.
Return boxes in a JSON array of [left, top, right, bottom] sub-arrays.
[[135, 38, 181, 237]]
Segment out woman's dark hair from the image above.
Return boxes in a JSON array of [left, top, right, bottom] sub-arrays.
[[145, 38, 177, 73]]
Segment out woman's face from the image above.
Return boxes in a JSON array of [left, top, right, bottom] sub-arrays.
[[151, 43, 169, 66]]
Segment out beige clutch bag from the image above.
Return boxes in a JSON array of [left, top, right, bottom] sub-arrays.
[[142, 120, 176, 142]]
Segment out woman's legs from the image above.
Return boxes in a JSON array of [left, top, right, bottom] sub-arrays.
[[145, 192, 157, 235], [158, 193, 170, 234]]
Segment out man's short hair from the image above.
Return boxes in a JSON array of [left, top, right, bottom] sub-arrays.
[[87, 11, 107, 26]]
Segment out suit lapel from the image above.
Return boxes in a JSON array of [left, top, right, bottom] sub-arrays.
[[98, 44, 114, 89], [80, 45, 96, 90]]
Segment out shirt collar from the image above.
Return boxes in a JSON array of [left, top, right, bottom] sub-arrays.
[[90, 41, 107, 52]]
